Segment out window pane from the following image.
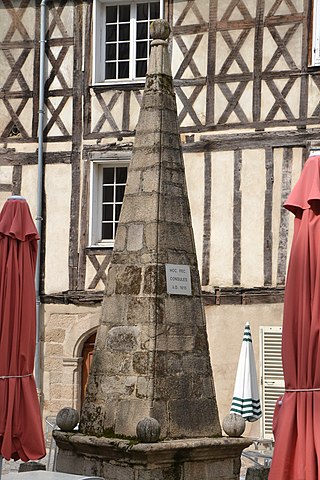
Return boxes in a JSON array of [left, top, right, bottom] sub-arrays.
[[105, 62, 116, 79], [136, 41, 147, 59], [119, 4, 130, 22], [119, 23, 130, 41], [116, 167, 128, 183], [103, 168, 114, 184], [137, 3, 148, 20], [106, 24, 117, 42], [116, 185, 125, 202], [118, 43, 130, 60], [103, 204, 114, 221], [103, 186, 114, 202], [137, 22, 147, 40], [115, 204, 122, 221], [136, 60, 147, 77], [106, 5, 117, 23], [150, 2, 160, 19], [102, 223, 113, 240], [106, 43, 116, 61], [118, 61, 129, 78]]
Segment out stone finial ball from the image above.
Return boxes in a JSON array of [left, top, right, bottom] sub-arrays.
[[136, 417, 161, 443], [150, 19, 170, 41], [56, 407, 80, 432], [222, 413, 246, 437]]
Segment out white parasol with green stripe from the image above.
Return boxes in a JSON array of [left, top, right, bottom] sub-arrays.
[[230, 322, 262, 422]]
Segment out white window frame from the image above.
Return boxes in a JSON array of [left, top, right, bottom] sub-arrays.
[[93, 0, 164, 85], [312, 0, 320, 66], [89, 152, 131, 247]]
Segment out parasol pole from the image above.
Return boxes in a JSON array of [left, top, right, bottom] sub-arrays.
[[0, 453, 3, 479]]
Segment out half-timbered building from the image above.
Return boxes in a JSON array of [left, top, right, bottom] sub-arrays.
[[0, 0, 319, 438]]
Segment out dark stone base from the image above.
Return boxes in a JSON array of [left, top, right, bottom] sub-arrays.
[[19, 462, 46, 472], [246, 466, 270, 480], [54, 431, 251, 480]]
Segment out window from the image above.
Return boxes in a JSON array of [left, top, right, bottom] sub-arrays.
[[93, 0, 163, 84], [89, 155, 130, 247], [311, 0, 320, 66]]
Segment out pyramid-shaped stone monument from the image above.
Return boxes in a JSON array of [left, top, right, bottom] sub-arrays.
[[80, 18, 220, 441], [54, 20, 251, 480]]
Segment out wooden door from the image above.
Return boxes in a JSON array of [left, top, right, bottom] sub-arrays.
[[81, 332, 97, 405]]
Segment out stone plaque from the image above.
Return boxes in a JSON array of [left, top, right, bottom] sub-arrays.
[[165, 264, 192, 296]]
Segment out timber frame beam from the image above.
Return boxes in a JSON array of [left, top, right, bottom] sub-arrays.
[[183, 128, 320, 152]]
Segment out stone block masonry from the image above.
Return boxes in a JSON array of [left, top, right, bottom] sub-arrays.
[[55, 19, 250, 480], [79, 20, 221, 442]]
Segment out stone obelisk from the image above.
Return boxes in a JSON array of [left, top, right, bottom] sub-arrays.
[[80, 19, 221, 440], [55, 20, 251, 480]]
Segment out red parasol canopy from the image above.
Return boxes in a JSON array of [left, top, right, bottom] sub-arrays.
[[269, 155, 320, 479], [0, 197, 45, 461]]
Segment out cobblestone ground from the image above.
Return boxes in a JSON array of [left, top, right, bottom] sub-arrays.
[[1, 452, 50, 475]]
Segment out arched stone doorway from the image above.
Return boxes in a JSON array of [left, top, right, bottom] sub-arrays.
[[81, 331, 97, 405]]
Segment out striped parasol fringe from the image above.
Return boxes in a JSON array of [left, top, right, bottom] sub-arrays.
[[230, 396, 262, 421], [230, 322, 262, 423]]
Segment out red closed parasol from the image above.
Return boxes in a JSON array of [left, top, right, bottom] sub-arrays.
[[269, 155, 320, 479], [0, 197, 45, 463]]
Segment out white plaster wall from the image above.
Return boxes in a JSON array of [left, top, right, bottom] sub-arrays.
[[0, 192, 9, 208], [21, 165, 39, 217], [184, 152, 204, 276], [308, 76, 320, 124], [44, 164, 72, 293], [241, 149, 265, 287], [0, 164, 38, 212], [217, 0, 257, 20], [211, 151, 234, 286], [205, 302, 284, 438], [0, 166, 13, 185]]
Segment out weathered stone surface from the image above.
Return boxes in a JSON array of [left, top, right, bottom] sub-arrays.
[[143, 264, 166, 295], [115, 399, 151, 437], [56, 407, 79, 432], [19, 462, 46, 472], [136, 417, 161, 443], [103, 463, 135, 480], [133, 352, 154, 374], [123, 169, 141, 195], [105, 326, 140, 352], [54, 432, 252, 480], [246, 466, 270, 480], [150, 18, 170, 41], [169, 399, 221, 437], [222, 413, 246, 437], [78, 19, 221, 443], [115, 265, 142, 295], [141, 167, 160, 193], [126, 297, 156, 325], [127, 223, 144, 251], [136, 376, 153, 398], [119, 193, 159, 223], [45, 328, 65, 343]]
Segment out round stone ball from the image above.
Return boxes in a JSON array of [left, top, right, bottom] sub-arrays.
[[150, 19, 170, 41], [136, 417, 161, 443], [56, 407, 80, 432], [222, 413, 246, 437]]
